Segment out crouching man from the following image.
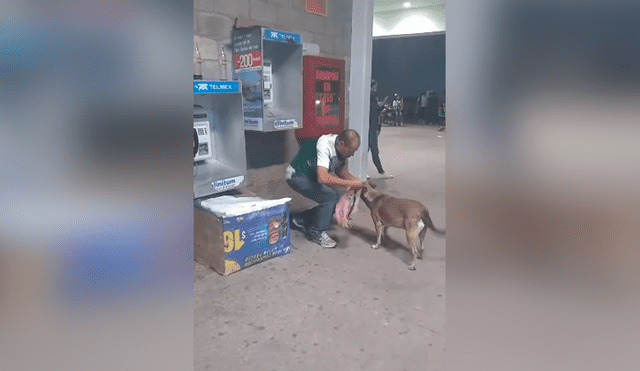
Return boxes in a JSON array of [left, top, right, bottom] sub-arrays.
[[286, 129, 365, 248]]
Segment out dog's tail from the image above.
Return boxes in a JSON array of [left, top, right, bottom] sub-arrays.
[[422, 209, 445, 236]]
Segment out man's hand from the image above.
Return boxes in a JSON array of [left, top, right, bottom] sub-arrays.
[[345, 179, 365, 190], [318, 167, 364, 190], [336, 165, 365, 190], [351, 179, 365, 190]]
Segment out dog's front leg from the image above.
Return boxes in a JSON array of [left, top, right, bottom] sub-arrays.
[[371, 221, 384, 250]]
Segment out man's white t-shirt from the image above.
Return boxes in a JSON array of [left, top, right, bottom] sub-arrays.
[[285, 134, 346, 180]]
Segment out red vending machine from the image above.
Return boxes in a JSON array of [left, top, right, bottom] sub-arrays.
[[295, 56, 346, 140]]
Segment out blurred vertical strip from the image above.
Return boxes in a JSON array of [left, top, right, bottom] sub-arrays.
[[0, 1, 194, 370], [448, 0, 640, 370]]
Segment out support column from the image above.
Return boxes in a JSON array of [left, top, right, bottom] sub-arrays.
[[347, 0, 374, 180]]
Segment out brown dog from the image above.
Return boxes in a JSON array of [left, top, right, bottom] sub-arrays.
[[359, 182, 445, 270]]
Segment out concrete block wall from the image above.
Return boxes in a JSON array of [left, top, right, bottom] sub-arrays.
[[194, 0, 352, 81], [194, 0, 353, 203]]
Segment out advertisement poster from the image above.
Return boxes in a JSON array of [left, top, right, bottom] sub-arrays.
[[233, 28, 263, 70], [235, 69, 264, 130], [221, 203, 291, 274]]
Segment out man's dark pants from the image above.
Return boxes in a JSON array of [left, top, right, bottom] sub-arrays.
[[286, 176, 341, 240]]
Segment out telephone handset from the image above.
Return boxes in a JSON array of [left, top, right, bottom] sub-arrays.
[[263, 61, 273, 104], [193, 105, 214, 162], [193, 128, 198, 159]]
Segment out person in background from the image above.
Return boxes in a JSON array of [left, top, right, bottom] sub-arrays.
[[368, 79, 393, 180], [285, 129, 365, 248], [427, 90, 440, 125], [438, 88, 446, 131], [417, 91, 428, 125], [392, 93, 404, 126]]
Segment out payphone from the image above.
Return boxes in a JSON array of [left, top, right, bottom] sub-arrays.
[[193, 80, 247, 199], [232, 27, 303, 132]]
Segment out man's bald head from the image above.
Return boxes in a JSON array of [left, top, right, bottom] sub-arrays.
[[338, 129, 360, 146], [336, 129, 360, 158]]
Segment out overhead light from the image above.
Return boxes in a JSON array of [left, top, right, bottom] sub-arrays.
[[389, 14, 438, 35], [403, 2, 411, 7]]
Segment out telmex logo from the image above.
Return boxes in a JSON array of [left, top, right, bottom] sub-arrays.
[[195, 83, 235, 91]]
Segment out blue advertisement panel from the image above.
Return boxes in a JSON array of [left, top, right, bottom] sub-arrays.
[[221, 203, 290, 274], [235, 69, 264, 129]]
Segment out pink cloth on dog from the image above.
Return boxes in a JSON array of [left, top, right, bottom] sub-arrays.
[[335, 193, 353, 226]]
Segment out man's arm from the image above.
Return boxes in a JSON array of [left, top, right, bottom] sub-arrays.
[[336, 164, 360, 181], [317, 166, 363, 189]]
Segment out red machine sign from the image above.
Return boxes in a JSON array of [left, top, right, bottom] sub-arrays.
[[306, 0, 327, 16], [234, 51, 262, 69], [296, 56, 345, 139]]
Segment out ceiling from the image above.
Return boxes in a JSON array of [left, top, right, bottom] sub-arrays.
[[372, 0, 445, 36], [373, 0, 446, 14]]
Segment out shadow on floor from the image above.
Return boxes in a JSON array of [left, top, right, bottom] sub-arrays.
[[347, 224, 446, 263], [345, 225, 413, 266]]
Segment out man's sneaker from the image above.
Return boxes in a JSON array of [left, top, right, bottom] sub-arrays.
[[309, 232, 337, 248], [379, 172, 394, 179], [291, 216, 305, 231]]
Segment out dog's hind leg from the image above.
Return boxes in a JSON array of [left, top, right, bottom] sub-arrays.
[[406, 223, 421, 270], [417, 219, 427, 260]]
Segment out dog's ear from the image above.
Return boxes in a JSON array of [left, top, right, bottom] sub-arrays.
[[360, 182, 372, 200], [359, 183, 368, 196]]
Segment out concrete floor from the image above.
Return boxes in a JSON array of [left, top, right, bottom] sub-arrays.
[[194, 125, 446, 371]]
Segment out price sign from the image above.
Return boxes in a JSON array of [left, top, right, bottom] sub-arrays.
[[223, 229, 246, 252], [234, 51, 262, 69]]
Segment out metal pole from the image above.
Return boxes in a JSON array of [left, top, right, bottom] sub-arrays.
[[348, 0, 374, 180]]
